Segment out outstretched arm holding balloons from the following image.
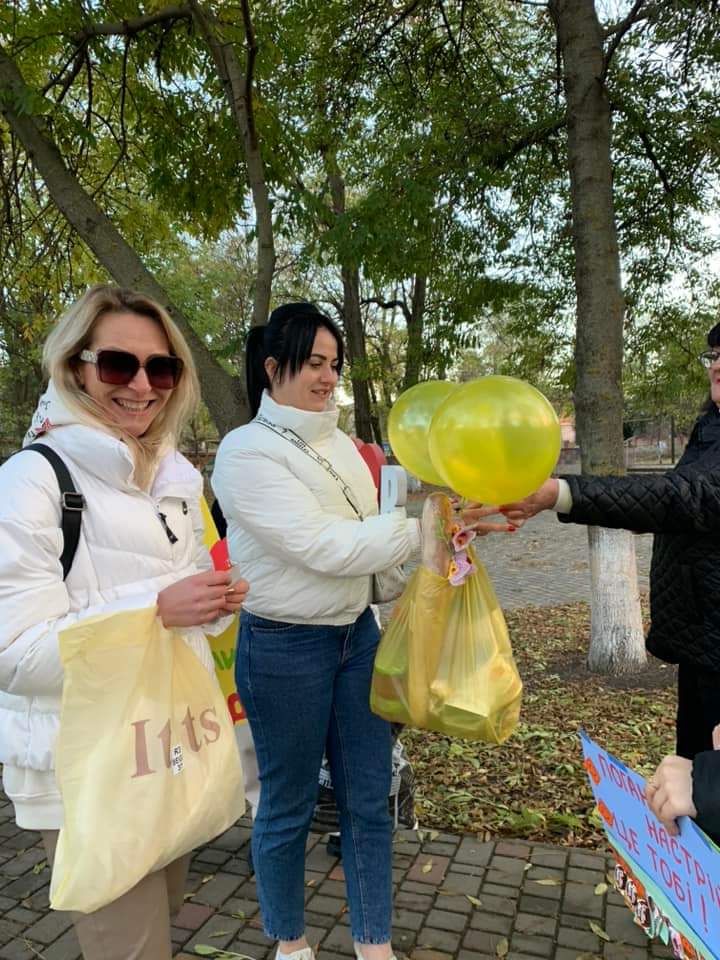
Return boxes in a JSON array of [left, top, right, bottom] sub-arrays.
[[462, 478, 563, 532]]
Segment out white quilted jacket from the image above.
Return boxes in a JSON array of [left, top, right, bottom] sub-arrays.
[[0, 382, 225, 828]]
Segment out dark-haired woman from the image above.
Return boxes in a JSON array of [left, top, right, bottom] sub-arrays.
[[211, 302, 418, 960]]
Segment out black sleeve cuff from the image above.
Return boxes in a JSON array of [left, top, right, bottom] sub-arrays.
[[692, 751, 720, 839]]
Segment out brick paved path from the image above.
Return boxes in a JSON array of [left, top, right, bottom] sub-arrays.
[[0, 800, 674, 960], [0, 507, 668, 960]]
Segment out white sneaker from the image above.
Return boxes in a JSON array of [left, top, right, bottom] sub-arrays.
[[276, 947, 314, 960], [354, 947, 397, 960]]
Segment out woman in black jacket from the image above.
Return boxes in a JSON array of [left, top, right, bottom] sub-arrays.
[[466, 321, 720, 834]]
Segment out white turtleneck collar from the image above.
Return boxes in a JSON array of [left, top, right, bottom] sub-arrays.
[[256, 390, 339, 445]]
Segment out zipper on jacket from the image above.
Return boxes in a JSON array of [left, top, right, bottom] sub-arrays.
[[158, 511, 179, 544]]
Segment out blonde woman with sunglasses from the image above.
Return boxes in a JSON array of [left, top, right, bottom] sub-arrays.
[[0, 285, 249, 960]]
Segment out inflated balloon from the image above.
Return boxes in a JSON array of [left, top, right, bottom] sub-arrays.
[[428, 376, 561, 504], [388, 381, 458, 484]]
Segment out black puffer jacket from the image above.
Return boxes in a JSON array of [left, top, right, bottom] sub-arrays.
[[560, 406, 720, 669], [693, 750, 720, 838]]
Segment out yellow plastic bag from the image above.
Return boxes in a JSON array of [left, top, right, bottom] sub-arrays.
[[370, 495, 521, 743], [50, 606, 245, 913]]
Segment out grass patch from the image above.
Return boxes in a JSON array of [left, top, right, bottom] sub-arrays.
[[403, 599, 676, 847]]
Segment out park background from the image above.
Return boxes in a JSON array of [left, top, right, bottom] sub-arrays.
[[0, 2, 718, 957]]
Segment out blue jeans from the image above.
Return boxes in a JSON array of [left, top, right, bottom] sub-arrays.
[[236, 606, 393, 943]]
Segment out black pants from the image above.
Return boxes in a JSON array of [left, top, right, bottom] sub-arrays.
[[676, 663, 720, 759]]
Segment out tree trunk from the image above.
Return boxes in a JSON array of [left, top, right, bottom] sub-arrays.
[[549, 0, 646, 673], [0, 45, 247, 435], [340, 262, 375, 442], [402, 273, 426, 391], [190, 2, 275, 327], [325, 158, 374, 442]]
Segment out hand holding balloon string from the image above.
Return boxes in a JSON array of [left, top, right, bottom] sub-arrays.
[[461, 478, 561, 533]]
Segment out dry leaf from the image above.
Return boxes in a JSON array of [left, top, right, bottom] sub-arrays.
[[421, 860, 433, 874], [588, 920, 611, 942], [201, 874, 214, 884], [466, 895, 482, 907], [209, 930, 232, 938], [594, 882, 608, 895], [484, 830, 492, 842], [523, 862, 532, 872], [533, 878, 561, 886], [32, 861, 46, 875], [495, 937, 509, 957], [306, 879, 317, 887], [231, 912, 246, 920]]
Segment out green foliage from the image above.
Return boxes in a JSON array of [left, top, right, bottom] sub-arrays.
[[0, 0, 719, 439]]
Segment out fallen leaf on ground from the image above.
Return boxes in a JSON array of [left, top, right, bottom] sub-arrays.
[[402, 598, 674, 847], [589, 920, 610, 941]]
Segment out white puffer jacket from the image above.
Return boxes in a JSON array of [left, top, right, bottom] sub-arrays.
[[0, 383, 224, 829], [211, 392, 421, 625]]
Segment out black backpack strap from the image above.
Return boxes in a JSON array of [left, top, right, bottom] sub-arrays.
[[24, 443, 85, 581]]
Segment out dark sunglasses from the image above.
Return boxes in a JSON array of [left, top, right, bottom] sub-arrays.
[[79, 349, 183, 389]]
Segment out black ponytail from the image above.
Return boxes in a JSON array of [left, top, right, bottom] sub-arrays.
[[244, 302, 344, 417], [246, 325, 270, 418]]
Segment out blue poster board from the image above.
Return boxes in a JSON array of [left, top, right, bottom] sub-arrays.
[[580, 731, 720, 959]]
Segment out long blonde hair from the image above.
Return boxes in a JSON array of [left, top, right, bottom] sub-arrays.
[[43, 285, 200, 489]]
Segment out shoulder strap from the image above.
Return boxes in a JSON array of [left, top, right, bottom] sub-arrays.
[[24, 443, 85, 581], [255, 414, 365, 519]]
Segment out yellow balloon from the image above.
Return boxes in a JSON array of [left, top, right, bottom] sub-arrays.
[[388, 381, 458, 484], [428, 376, 561, 503]]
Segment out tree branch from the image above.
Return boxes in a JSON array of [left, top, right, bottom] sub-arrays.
[[240, 0, 258, 149], [489, 118, 565, 171], [70, 5, 192, 44], [637, 129, 673, 195], [361, 297, 412, 325], [602, 0, 646, 77], [0, 41, 246, 431], [189, 1, 274, 325]]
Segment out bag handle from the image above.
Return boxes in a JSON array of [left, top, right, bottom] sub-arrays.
[[23, 443, 85, 580], [255, 415, 365, 519]]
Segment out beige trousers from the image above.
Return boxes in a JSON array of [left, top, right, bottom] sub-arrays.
[[42, 831, 191, 960]]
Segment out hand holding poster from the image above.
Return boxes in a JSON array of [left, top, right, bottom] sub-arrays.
[[581, 731, 720, 960]]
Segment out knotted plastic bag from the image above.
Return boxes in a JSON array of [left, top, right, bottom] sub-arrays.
[[370, 494, 521, 743], [50, 606, 245, 913]]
